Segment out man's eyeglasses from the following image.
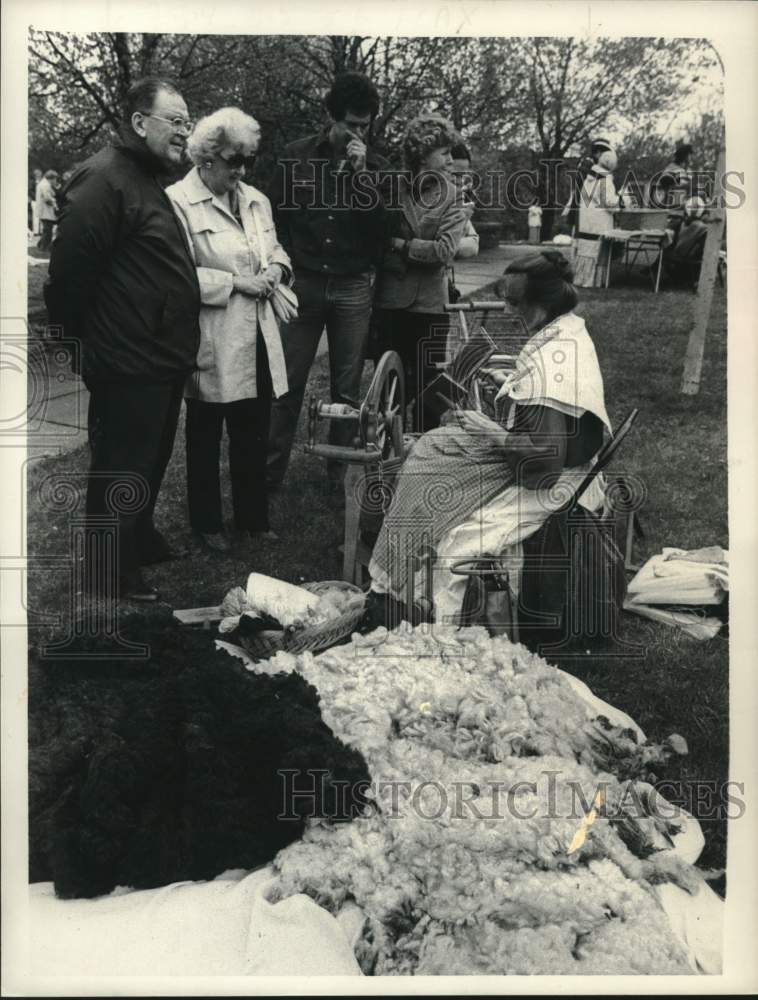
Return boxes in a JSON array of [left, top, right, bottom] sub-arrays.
[[218, 153, 257, 171], [142, 113, 195, 134]]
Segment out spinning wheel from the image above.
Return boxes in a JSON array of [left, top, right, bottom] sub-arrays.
[[304, 351, 409, 584], [360, 350, 405, 461], [305, 350, 406, 464]]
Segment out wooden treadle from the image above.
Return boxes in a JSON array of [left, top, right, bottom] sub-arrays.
[[173, 605, 223, 625]]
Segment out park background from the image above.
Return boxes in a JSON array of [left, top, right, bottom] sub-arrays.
[[24, 30, 729, 884], [28, 33, 725, 240]]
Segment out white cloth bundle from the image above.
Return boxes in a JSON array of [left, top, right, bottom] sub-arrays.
[[624, 546, 728, 640], [626, 546, 728, 607]]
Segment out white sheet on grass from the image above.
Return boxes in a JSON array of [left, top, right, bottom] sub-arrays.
[[29, 867, 362, 977], [654, 881, 724, 975]]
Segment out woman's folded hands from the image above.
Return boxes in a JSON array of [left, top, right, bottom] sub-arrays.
[[232, 265, 285, 300], [233, 274, 275, 298], [445, 405, 568, 491]]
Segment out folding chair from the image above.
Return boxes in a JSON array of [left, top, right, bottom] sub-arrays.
[[450, 409, 640, 647]]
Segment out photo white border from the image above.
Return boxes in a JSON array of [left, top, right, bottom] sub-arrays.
[[2, 0, 757, 994]]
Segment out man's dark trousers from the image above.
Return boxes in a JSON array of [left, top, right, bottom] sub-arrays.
[[85, 378, 185, 586]]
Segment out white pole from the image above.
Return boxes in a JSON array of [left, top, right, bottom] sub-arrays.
[[681, 150, 726, 395]]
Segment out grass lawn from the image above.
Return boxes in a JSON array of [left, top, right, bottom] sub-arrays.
[[25, 261, 729, 879]]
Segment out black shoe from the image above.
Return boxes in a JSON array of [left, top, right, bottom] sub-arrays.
[[119, 570, 159, 603], [359, 591, 427, 632], [139, 531, 188, 565], [195, 531, 231, 553]]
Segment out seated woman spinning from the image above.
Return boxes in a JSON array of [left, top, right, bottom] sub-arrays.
[[367, 251, 612, 626]]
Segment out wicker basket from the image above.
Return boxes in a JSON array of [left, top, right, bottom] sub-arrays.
[[236, 580, 366, 662]]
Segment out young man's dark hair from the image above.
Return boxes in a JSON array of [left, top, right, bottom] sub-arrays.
[[450, 141, 471, 162], [324, 71, 380, 121], [123, 76, 182, 120]]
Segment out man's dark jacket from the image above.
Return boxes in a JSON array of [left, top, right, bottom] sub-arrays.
[[45, 132, 201, 384], [269, 130, 388, 276]]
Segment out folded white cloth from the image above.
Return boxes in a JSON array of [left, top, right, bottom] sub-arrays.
[[626, 547, 728, 607]]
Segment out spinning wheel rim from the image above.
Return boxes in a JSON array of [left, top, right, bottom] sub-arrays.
[[361, 351, 406, 460]]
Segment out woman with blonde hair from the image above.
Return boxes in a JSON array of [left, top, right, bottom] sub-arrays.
[[167, 108, 292, 552]]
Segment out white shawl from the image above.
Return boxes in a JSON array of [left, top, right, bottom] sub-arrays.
[[495, 311, 612, 433]]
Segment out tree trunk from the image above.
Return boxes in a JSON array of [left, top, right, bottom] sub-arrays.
[[536, 148, 564, 240]]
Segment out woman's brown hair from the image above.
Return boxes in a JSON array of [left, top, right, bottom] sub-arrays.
[[498, 251, 579, 322]]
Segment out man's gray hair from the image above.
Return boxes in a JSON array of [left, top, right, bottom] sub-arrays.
[[187, 108, 260, 165]]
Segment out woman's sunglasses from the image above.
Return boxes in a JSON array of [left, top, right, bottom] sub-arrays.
[[218, 153, 257, 171]]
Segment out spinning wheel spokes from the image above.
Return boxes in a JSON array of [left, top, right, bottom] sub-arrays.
[[376, 371, 401, 456], [361, 351, 406, 460]]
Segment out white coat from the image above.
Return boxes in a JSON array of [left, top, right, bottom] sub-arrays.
[[167, 168, 291, 403], [577, 168, 620, 235], [36, 177, 58, 222]]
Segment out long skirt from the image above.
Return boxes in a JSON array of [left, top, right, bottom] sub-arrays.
[[574, 237, 611, 288]]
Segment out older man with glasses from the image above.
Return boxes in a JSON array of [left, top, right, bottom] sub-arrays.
[[45, 76, 201, 603]]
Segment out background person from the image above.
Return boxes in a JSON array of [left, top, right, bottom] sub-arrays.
[[654, 141, 694, 208], [561, 136, 614, 237], [36, 170, 59, 251], [55, 170, 72, 215], [167, 108, 292, 552], [44, 76, 201, 602], [29, 167, 42, 237], [266, 71, 388, 493], [660, 195, 709, 288], [528, 199, 542, 244], [573, 139, 621, 287], [372, 114, 469, 433]]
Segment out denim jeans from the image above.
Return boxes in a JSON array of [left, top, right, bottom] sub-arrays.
[[373, 308, 450, 433], [267, 268, 373, 485]]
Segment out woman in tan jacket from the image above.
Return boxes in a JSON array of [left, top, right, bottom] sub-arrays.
[[373, 114, 469, 433], [168, 108, 292, 551]]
